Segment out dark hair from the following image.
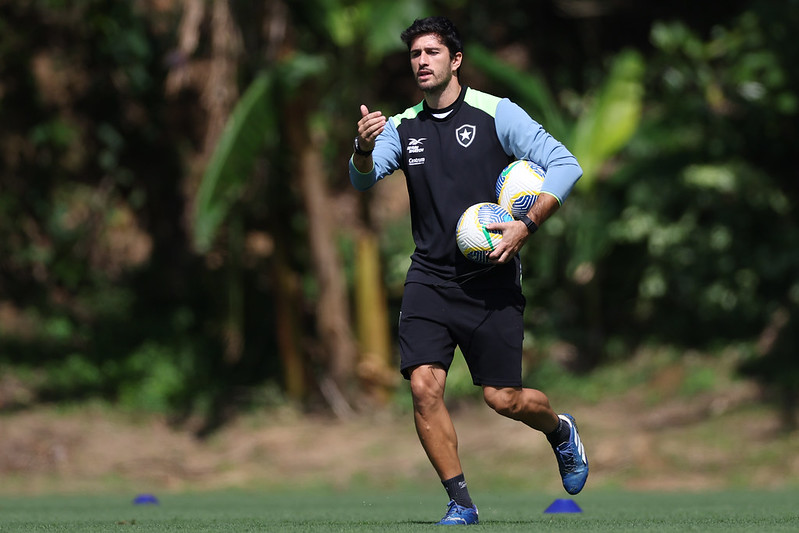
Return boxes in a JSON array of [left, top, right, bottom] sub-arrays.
[[400, 16, 463, 58]]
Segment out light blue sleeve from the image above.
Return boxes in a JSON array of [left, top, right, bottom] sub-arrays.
[[349, 119, 403, 191], [495, 99, 582, 203]]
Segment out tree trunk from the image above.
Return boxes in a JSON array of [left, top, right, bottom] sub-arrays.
[[285, 97, 358, 410], [354, 231, 396, 405], [271, 240, 307, 401]]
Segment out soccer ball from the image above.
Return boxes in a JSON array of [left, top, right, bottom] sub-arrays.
[[495, 160, 546, 219], [455, 202, 513, 264]]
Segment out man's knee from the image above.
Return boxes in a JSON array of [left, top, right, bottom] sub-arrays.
[[482, 386, 522, 418], [409, 364, 447, 409]]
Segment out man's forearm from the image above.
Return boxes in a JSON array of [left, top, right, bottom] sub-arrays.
[[352, 152, 374, 174], [527, 192, 560, 226]]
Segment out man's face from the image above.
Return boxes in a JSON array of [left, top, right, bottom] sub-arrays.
[[409, 33, 462, 93]]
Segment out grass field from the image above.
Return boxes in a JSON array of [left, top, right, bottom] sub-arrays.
[[0, 488, 797, 532]]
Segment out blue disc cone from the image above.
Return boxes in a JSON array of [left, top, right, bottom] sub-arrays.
[[544, 498, 582, 514], [133, 494, 159, 505]]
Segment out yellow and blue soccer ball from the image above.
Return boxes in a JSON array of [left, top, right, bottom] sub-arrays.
[[495, 160, 545, 219], [455, 202, 514, 264]]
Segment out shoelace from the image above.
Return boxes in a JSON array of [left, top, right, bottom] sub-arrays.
[[444, 500, 461, 514], [443, 500, 473, 516], [556, 442, 578, 470]]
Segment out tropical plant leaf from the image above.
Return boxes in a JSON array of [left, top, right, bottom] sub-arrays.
[[570, 49, 645, 190], [192, 73, 277, 253], [467, 43, 568, 140], [193, 54, 329, 253], [363, 0, 430, 63]]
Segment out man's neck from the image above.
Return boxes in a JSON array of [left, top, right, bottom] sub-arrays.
[[424, 79, 462, 110]]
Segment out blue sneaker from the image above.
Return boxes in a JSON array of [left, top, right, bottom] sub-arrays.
[[552, 413, 589, 495], [437, 500, 479, 525]]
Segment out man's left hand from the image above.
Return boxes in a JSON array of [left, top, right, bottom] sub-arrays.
[[485, 220, 529, 264]]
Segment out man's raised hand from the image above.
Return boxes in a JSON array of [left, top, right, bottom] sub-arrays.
[[357, 104, 386, 151]]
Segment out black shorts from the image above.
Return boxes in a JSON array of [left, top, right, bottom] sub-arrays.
[[398, 281, 525, 387]]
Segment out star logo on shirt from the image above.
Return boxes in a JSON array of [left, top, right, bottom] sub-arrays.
[[455, 124, 476, 148]]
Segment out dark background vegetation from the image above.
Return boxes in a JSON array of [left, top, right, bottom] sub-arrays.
[[0, 0, 796, 433]]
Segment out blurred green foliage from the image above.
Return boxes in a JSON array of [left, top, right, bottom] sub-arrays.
[[512, 8, 799, 373], [0, 0, 796, 427]]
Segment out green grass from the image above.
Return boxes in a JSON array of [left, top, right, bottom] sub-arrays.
[[0, 489, 797, 532]]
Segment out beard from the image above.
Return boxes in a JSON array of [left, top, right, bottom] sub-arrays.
[[416, 69, 453, 95]]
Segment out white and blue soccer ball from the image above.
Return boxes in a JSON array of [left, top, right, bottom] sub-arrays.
[[495, 160, 546, 219], [455, 202, 514, 264]]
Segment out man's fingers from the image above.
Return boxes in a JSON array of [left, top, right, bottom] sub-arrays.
[[364, 121, 386, 138], [488, 243, 515, 264], [484, 221, 528, 264], [484, 222, 511, 233], [357, 105, 386, 151], [360, 105, 385, 123]]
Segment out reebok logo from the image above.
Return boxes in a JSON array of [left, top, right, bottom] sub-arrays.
[[408, 137, 426, 154]]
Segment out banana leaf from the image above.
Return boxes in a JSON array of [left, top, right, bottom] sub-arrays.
[[193, 72, 277, 253], [570, 49, 645, 190], [467, 43, 568, 141]]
